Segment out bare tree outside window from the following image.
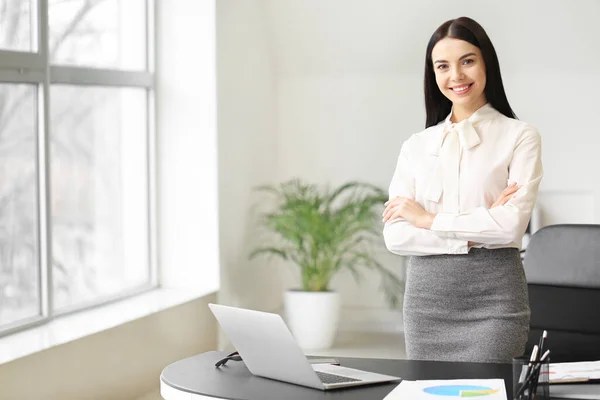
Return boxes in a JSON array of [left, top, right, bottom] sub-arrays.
[[0, 0, 33, 51], [49, 0, 146, 69], [48, 0, 149, 311], [50, 85, 149, 311], [0, 0, 152, 330], [0, 85, 38, 326], [0, 0, 40, 327]]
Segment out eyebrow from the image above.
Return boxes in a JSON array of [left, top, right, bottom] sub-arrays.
[[434, 52, 477, 64]]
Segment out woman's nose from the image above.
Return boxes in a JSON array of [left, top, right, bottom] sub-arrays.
[[450, 66, 465, 81]]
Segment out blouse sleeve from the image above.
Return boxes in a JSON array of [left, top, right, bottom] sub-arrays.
[[383, 137, 470, 256], [430, 127, 543, 244]]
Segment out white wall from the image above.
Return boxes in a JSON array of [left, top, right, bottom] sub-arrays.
[[261, 0, 600, 313], [218, 0, 600, 325], [216, 1, 283, 317], [274, 75, 416, 310], [0, 294, 218, 400], [156, 0, 219, 292]]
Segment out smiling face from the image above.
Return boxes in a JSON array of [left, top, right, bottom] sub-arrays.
[[431, 37, 487, 114]]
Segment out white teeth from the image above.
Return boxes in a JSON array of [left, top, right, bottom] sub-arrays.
[[452, 85, 471, 92]]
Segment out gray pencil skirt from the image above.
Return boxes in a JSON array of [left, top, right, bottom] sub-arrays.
[[403, 247, 530, 363]]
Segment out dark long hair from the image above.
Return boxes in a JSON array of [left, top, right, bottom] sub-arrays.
[[424, 17, 516, 128]]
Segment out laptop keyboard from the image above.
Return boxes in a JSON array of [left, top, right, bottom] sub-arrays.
[[316, 371, 362, 384]]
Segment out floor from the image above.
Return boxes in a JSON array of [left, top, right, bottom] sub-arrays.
[[135, 331, 407, 399]]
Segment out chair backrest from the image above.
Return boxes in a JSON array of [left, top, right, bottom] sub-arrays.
[[523, 224, 600, 362]]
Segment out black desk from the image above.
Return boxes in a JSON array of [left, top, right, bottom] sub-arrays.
[[161, 351, 542, 400]]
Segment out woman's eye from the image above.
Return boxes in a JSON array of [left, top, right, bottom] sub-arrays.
[[463, 59, 474, 65], [437, 64, 448, 70]]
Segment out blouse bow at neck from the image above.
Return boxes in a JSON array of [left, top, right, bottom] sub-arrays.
[[424, 104, 498, 211]]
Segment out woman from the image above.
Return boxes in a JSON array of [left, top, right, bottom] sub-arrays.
[[382, 17, 543, 363]]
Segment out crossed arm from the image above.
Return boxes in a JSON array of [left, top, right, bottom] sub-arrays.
[[382, 129, 542, 256], [382, 184, 520, 254]]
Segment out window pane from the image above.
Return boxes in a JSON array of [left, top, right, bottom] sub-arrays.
[[50, 86, 149, 311], [0, 84, 40, 327], [48, 0, 146, 70], [0, 0, 33, 52]]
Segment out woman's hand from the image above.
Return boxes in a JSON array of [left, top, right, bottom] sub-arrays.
[[491, 182, 521, 208], [382, 197, 436, 229], [469, 183, 522, 248]]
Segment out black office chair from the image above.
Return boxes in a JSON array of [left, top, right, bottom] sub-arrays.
[[522, 224, 600, 362]]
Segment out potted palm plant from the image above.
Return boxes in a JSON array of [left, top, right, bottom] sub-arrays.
[[249, 178, 402, 349]]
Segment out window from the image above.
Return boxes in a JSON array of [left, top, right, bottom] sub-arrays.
[[0, 84, 39, 327], [0, 0, 155, 334], [0, 2, 33, 52]]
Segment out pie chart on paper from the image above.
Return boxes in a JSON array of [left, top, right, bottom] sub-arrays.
[[423, 385, 499, 397]]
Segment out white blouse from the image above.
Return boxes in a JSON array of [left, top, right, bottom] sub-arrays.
[[383, 103, 543, 256]]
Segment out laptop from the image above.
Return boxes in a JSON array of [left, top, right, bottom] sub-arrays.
[[208, 303, 402, 390]]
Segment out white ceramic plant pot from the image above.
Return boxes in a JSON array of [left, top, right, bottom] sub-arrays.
[[284, 290, 340, 350]]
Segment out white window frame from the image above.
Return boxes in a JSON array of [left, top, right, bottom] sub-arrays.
[[0, 0, 157, 337]]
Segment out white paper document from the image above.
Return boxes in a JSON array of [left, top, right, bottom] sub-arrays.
[[549, 360, 600, 383], [384, 379, 507, 399]]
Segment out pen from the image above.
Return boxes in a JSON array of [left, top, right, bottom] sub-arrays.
[[516, 345, 537, 399], [514, 349, 551, 399], [537, 330, 547, 362], [521, 345, 538, 383], [531, 333, 548, 399]]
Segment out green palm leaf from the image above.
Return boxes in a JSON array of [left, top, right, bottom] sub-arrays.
[[249, 178, 403, 307]]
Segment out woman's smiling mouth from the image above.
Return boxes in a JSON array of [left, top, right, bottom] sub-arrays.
[[450, 83, 474, 95]]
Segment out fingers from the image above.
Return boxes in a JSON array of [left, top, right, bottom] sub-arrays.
[[383, 197, 400, 206], [497, 183, 521, 201], [382, 200, 395, 219], [382, 204, 401, 222], [383, 196, 402, 213], [505, 184, 522, 199], [501, 189, 520, 204], [385, 208, 405, 222], [501, 183, 519, 195], [383, 197, 406, 222], [492, 184, 523, 208], [494, 193, 514, 207], [499, 196, 511, 206], [500, 187, 519, 203]]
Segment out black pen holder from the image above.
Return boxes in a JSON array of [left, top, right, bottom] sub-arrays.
[[512, 356, 550, 400]]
